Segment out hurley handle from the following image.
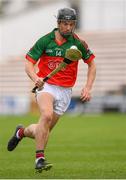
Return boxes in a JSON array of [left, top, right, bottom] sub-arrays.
[[31, 58, 72, 93]]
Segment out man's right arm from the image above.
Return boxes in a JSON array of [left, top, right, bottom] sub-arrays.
[[25, 60, 44, 88]]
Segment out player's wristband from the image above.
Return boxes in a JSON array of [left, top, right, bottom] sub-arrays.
[[63, 58, 72, 64], [43, 76, 49, 82]]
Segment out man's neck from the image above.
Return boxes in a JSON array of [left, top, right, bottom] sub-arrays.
[[55, 30, 66, 42]]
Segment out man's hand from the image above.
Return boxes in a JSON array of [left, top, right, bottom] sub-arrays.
[[80, 87, 91, 102], [35, 78, 44, 88]]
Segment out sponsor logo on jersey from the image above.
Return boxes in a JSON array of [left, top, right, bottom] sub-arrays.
[[48, 60, 66, 71], [46, 49, 53, 53]]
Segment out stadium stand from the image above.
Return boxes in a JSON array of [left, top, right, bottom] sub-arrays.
[[0, 57, 31, 114], [0, 57, 30, 95], [73, 31, 126, 97]]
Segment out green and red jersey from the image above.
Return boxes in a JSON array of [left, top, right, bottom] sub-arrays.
[[26, 28, 95, 87]]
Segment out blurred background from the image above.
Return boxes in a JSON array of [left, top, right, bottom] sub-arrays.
[[0, 0, 126, 115]]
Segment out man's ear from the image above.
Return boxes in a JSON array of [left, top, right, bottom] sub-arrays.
[[57, 20, 61, 25]]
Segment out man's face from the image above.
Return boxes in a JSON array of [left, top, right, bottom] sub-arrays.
[[58, 20, 76, 36]]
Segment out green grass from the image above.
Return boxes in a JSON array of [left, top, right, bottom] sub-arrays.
[[0, 113, 126, 179]]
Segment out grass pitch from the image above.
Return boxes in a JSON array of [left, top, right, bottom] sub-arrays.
[[0, 113, 126, 179]]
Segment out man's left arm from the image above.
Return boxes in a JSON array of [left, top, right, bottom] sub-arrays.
[[80, 60, 96, 102]]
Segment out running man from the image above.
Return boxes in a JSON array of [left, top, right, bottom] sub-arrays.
[[7, 8, 96, 172]]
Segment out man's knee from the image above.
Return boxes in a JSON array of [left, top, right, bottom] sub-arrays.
[[40, 112, 53, 124]]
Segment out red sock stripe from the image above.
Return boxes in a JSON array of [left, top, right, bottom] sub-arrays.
[[36, 153, 44, 159], [18, 128, 24, 139]]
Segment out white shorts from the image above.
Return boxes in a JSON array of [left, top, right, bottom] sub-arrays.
[[36, 83, 72, 115]]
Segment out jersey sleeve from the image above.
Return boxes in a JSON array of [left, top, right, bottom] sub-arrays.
[[26, 37, 45, 64], [78, 39, 95, 64]]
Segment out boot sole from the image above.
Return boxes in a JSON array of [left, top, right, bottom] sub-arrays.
[[35, 164, 53, 173]]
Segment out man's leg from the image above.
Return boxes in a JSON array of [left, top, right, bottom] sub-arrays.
[[7, 113, 60, 151], [34, 111, 60, 172], [34, 92, 58, 171], [24, 124, 37, 138], [35, 92, 54, 150], [7, 92, 61, 171], [49, 112, 60, 131], [44, 112, 60, 148]]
